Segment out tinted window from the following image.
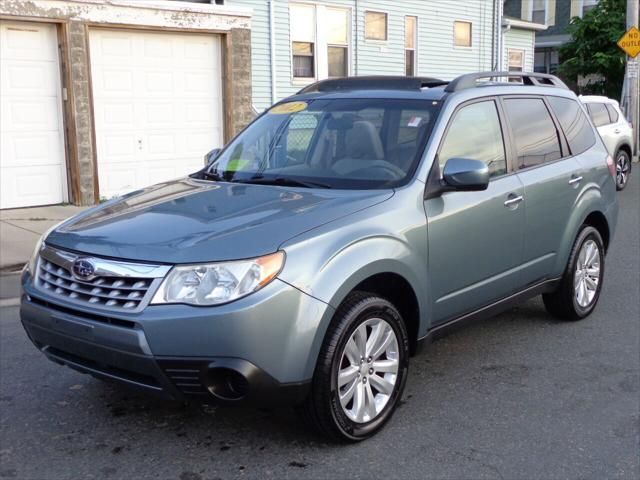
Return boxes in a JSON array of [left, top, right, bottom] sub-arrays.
[[586, 103, 610, 127], [547, 96, 595, 156], [605, 104, 619, 123], [503, 98, 562, 169], [439, 101, 507, 178]]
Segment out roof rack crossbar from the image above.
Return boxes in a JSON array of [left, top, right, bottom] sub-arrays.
[[297, 76, 447, 94], [445, 71, 568, 92]]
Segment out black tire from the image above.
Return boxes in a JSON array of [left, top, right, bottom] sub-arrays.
[[299, 291, 409, 442], [615, 149, 632, 191], [543, 226, 605, 321]]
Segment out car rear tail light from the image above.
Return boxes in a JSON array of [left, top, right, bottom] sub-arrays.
[[606, 155, 616, 179]]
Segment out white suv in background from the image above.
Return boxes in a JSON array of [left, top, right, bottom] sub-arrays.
[[580, 95, 634, 190]]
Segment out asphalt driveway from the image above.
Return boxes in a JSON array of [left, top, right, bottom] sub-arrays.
[[0, 175, 638, 480]]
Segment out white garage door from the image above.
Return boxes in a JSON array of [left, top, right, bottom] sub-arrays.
[[89, 29, 224, 199], [0, 21, 67, 209]]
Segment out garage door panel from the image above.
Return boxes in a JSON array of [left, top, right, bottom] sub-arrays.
[[90, 28, 223, 199], [1, 164, 64, 210], [96, 102, 136, 129], [1, 97, 62, 133], [1, 25, 58, 61], [1, 61, 60, 97], [1, 131, 64, 168], [97, 165, 139, 196], [0, 21, 66, 209]]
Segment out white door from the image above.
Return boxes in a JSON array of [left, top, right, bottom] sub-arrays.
[[0, 21, 67, 209], [89, 29, 224, 199]]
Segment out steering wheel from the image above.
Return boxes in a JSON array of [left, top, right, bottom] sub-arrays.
[[351, 161, 406, 180]]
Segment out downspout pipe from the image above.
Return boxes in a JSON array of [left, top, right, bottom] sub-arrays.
[[269, 0, 277, 104]]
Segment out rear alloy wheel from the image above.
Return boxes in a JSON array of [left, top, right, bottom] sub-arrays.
[[615, 150, 631, 191], [299, 292, 409, 441], [543, 226, 605, 320]]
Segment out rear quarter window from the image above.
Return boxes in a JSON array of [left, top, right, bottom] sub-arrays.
[[547, 96, 596, 156], [586, 102, 610, 127], [605, 104, 619, 123]]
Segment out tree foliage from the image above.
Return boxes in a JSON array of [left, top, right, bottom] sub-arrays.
[[557, 0, 626, 98]]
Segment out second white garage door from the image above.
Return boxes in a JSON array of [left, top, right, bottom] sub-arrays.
[[89, 29, 224, 199]]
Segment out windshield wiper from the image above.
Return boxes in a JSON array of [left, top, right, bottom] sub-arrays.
[[201, 170, 224, 181], [235, 176, 332, 189]]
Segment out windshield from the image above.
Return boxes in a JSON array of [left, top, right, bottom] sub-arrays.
[[204, 98, 440, 189]]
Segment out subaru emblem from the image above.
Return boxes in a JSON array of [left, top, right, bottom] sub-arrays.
[[72, 258, 95, 280]]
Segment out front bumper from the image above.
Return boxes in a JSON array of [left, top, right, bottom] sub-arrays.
[[20, 271, 332, 405]]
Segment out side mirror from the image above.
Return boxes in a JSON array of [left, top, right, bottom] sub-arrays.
[[442, 158, 490, 191], [204, 148, 221, 167]]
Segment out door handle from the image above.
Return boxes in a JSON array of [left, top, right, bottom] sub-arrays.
[[568, 175, 583, 186], [504, 194, 524, 207]]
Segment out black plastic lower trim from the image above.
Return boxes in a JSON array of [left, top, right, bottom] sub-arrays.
[[416, 277, 561, 353]]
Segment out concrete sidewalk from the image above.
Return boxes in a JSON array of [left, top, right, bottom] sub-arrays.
[[0, 205, 87, 272]]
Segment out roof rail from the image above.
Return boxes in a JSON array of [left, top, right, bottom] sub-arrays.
[[445, 71, 569, 92], [298, 76, 448, 94]]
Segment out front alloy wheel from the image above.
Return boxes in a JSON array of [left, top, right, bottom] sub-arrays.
[[300, 292, 409, 441], [337, 318, 399, 423], [615, 150, 631, 190]]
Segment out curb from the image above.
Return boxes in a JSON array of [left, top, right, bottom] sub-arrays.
[[0, 298, 20, 308]]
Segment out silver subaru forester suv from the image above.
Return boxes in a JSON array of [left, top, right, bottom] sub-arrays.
[[21, 72, 618, 441]]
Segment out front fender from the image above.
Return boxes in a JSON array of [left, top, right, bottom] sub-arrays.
[[281, 235, 429, 382], [278, 188, 430, 380]]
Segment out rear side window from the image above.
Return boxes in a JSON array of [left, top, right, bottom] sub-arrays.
[[439, 101, 507, 178], [503, 98, 562, 169], [605, 104, 619, 123], [586, 103, 610, 127], [547, 96, 595, 156]]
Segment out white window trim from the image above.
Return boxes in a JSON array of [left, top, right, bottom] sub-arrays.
[[364, 10, 389, 43], [453, 20, 473, 48], [507, 48, 525, 71], [578, 0, 598, 17], [290, 2, 317, 83], [290, 3, 352, 85], [528, 0, 551, 25], [405, 16, 417, 76], [326, 6, 351, 78]]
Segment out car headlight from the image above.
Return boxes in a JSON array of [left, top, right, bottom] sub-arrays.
[[151, 251, 285, 306], [26, 220, 65, 275], [27, 235, 46, 275]]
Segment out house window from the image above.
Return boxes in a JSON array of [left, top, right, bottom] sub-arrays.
[[531, 0, 546, 23], [405, 16, 417, 76], [454, 21, 472, 47], [582, 0, 598, 15], [290, 4, 316, 79], [327, 8, 349, 77], [365, 11, 387, 41]]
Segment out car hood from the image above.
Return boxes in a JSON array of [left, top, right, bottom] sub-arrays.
[[46, 177, 393, 264]]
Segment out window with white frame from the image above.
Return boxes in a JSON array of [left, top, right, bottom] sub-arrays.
[[290, 4, 316, 79], [531, 0, 546, 24], [454, 21, 472, 47], [327, 7, 349, 77], [405, 16, 417, 76], [508, 49, 524, 72], [365, 11, 387, 41]]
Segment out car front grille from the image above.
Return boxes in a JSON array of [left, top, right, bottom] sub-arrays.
[[37, 260, 152, 309], [34, 245, 171, 312]]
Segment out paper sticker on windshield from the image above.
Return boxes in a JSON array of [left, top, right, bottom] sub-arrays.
[[407, 116, 422, 127], [269, 101, 308, 114]]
